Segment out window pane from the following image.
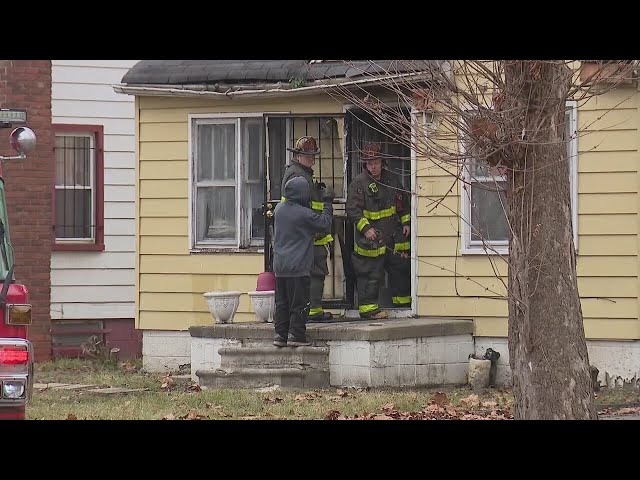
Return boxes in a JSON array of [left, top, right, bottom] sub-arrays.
[[470, 181, 508, 243], [245, 119, 263, 181], [267, 117, 287, 200], [196, 186, 236, 242], [55, 189, 92, 239], [242, 118, 265, 241], [469, 159, 506, 179], [55, 135, 91, 187], [197, 124, 235, 182], [248, 182, 264, 240]]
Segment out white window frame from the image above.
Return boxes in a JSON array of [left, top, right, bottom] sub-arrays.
[[54, 131, 96, 242], [460, 101, 579, 255], [188, 113, 266, 250]]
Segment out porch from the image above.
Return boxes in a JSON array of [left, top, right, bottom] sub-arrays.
[[190, 316, 475, 389]]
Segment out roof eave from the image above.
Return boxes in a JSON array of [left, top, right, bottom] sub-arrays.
[[112, 71, 441, 99]]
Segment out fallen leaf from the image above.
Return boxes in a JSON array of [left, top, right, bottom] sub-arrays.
[[325, 410, 342, 420], [460, 394, 480, 407], [187, 383, 201, 393], [614, 407, 640, 415], [121, 361, 137, 372], [294, 392, 320, 402], [162, 414, 176, 420], [373, 414, 394, 420], [336, 389, 349, 397], [66, 413, 77, 420], [264, 395, 283, 404], [482, 401, 498, 408], [181, 410, 207, 420], [445, 405, 458, 416], [382, 403, 395, 412], [433, 391, 449, 406], [161, 376, 175, 390]]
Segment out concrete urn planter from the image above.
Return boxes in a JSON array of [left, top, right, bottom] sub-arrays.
[[248, 290, 275, 323], [203, 291, 242, 324]]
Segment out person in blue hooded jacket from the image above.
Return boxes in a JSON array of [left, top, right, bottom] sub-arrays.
[[272, 176, 334, 347]]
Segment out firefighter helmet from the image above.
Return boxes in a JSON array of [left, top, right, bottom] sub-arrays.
[[287, 136, 321, 156], [360, 141, 384, 162]]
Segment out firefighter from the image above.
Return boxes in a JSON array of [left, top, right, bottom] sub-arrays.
[[346, 141, 411, 319], [281, 136, 334, 322]]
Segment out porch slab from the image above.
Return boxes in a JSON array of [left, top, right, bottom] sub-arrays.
[[189, 316, 473, 342], [191, 317, 474, 389]]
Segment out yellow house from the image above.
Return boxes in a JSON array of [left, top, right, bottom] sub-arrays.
[[114, 60, 640, 387]]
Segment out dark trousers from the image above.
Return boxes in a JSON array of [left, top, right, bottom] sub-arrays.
[[274, 276, 311, 340], [309, 244, 329, 317], [352, 249, 411, 315]]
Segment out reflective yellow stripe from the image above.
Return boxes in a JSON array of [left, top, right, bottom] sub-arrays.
[[400, 214, 410, 224], [283, 197, 327, 214], [354, 244, 386, 257], [314, 234, 334, 246], [357, 218, 370, 232], [309, 307, 324, 316], [394, 242, 411, 252], [392, 296, 412, 305], [359, 304, 379, 314], [363, 206, 396, 220]]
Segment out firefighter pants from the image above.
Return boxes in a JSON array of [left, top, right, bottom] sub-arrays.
[[274, 276, 310, 340], [351, 248, 411, 316], [308, 244, 329, 318]]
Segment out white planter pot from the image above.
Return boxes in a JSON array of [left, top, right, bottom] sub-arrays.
[[203, 291, 242, 324], [248, 290, 275, 323]]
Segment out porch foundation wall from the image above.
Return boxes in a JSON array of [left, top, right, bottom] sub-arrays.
[[475, 337, 640, 388], [142, 331, 191, 373], [145, 328, 640, 389]]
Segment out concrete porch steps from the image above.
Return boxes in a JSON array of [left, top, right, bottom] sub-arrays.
[[197, 346, 330, 389]]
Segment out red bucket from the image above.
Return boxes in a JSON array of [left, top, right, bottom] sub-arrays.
[[256, 271, 276, 291]]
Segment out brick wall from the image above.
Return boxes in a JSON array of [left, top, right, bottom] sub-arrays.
[[0, 60, 53, 361]]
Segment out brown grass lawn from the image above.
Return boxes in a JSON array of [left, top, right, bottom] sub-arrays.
[[26, 359, 640, 420]]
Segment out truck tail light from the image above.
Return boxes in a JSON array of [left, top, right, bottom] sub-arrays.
[[0, 346, 28, 365], [0, 340, 33, 412]]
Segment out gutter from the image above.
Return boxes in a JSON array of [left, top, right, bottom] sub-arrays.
[[112, 71, 440, 99]]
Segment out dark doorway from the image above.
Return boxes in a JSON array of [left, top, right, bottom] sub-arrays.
[[263, 107, 412, 313]]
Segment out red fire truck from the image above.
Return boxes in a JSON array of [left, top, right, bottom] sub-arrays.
[[0, 109, 37, 420]]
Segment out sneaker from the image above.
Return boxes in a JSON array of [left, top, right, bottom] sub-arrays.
[[308, 311, 333, 323], [361, 310, 388, 319], [287, 334, 311, 347], [273, 334, 288, 347]]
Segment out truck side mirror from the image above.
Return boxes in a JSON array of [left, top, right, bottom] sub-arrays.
[[9, 127, 36, 156]]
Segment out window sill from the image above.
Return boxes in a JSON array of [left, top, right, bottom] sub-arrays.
[[53, 242, 105, 252], [190, 247, 264, 255], [461, 246, 508, 256]]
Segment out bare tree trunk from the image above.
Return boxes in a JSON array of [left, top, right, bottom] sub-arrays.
[[505, 62, 597, 419]]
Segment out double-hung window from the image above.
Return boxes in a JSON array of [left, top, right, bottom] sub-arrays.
[[53, 124, 104, 251], [190, 115, 265, 249], [461, 101, 578, 254]]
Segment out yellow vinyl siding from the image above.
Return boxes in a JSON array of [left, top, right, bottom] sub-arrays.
[[134, 72, 640, 340], [136, 94, 344, 330], [416, 79, 640, 341]]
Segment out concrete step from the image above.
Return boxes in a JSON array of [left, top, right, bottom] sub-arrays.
[[196, 366, 330, 389], [219, 346, 328, 369]]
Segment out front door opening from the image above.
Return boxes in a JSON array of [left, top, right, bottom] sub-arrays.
[[263, 108, 412, 314]]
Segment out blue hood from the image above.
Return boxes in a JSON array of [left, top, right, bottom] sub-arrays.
[[283, 176, 310, 206]]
